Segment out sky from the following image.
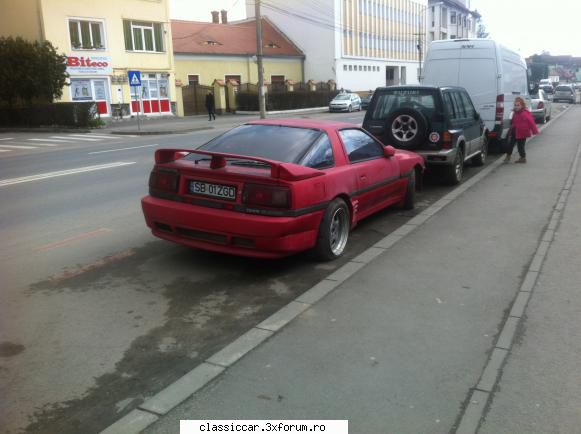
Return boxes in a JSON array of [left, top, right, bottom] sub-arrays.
[[170, 0, 581, 57]]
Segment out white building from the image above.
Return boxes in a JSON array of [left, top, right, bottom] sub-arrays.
[[427, 0, 480, 43], [246, 0, 430, 91]]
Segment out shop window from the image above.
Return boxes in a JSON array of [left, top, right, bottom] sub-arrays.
[[69, 19, 105, 50], [123, 20, 164, 52], [188, 74, 200, 86]]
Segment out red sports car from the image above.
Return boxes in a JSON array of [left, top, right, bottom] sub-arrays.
[[141, 119, 424, 260]]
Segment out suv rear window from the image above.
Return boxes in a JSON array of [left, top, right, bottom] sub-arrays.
[[369, 89, 439, 121], [556, 86, 573, 92]]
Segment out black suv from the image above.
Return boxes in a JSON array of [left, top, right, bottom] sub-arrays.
[[362, 85, 487, 184]]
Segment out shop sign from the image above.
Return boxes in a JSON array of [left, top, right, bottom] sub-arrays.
[[67, 55, 112, 75]]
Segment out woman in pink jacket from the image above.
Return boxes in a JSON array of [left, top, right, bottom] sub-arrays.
[[504, 96, 539, 164]]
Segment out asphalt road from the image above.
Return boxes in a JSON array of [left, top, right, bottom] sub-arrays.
[[0, 105, 570, 434]]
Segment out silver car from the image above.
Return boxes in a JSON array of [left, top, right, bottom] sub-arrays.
[[329, 93, 362, 112], [530, 89, 552, 123], [553, 84, 576, 104]]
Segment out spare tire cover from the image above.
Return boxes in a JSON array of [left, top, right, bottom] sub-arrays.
[[384, 107, 429, 149]]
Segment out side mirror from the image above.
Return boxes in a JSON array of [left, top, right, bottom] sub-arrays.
[[384, 145, 396, 158], [474, 111, 480, 120]]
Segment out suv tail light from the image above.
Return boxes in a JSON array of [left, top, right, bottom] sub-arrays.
[[243, 184, 291, 209], [149, 169, 179, 192], [537, 101, 544, 109], [441, 131, 452, 149], [495, 95, 504, 122]]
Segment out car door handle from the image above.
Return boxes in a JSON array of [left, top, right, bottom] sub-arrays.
[[359, 175, 368, 181]]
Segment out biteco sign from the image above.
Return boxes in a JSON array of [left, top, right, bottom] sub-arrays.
[[66, 55, 112, 75]]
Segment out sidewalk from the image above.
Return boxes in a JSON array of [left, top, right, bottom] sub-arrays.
[[105, 107, 581, 434], [104, 107, 328, 135]]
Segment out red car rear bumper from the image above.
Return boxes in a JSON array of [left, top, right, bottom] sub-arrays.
[[141, 196, 323, 258]]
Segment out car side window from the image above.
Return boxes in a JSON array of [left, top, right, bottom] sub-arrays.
[[301, 133, 335, 169], [452, 91, 468, 119], [443, 92, 458, 120], [459, 91, 475, 120], [339, 129, 384, 163]]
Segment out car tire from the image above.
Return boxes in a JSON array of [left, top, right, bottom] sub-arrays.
[[384, 108, 428, 149], [313, 198, 351, 261], [472, 136, 487, 166], [546, 113, 551, 121], [348, 105, 353, 113], [445, 147, 464, 185], [401, 169, 417, 210]]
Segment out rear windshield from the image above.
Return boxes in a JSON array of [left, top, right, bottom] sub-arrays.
[[196, 124, 322, 163], [369, 89, 439, 121], [556, 86, 573, 92]]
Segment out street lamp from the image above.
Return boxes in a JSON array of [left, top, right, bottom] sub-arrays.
[[417, 2, 443, 82]]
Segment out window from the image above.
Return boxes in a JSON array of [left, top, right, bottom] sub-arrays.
[[69, 19, 104, 50], [451, 92, 468, 119], [187, 74, 199, 86], [123, 20, 164, 52], [359, 65, 363, 71], [343, 65, 348, 71], [197, 125, 322, 163], [450, 12, 456, 24], [225, 75, 241, 85], [459, 91, 475, 119], [401, 66, 406, 85], [349, 65, 353, 71], [300, 134, 334, 169], [339, 129, 383, 163]]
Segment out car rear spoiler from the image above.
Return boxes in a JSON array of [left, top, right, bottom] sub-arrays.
[[154, 148, 325, 181]]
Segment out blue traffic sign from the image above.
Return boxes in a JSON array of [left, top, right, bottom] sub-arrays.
[[128, 70, 141, 87]]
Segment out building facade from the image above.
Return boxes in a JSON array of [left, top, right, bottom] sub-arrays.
[[427, 0, 479, 43], [0, 0, 176, 117], [172, 13, 304, 88], [246, 0, 429, 91]]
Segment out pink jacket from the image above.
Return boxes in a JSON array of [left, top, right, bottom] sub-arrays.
[[511, 109, 538, 140]]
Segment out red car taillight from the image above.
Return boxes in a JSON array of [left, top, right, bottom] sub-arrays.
[[149, 169, 179, 192], [243, 184, 291, 209], [537, 101, 544, 109], [495, 94, 504, 122]]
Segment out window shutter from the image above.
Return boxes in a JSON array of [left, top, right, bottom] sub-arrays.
[[123, 20, 133, 50], [153, 23, 163, 52]]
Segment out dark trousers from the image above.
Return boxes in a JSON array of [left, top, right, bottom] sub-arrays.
[[207, 108, 215, 120], [507, 138, 526, 158]]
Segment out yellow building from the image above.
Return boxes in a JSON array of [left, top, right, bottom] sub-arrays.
[[172, 12, 305, 112], [0, 0, 177, 117]]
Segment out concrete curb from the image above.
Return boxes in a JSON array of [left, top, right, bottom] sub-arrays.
[[235, 107, 329, 115], [99, 106, 572, 434], [109, 126, 214, 135]]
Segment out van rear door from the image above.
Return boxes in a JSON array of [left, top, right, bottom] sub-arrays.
[[458, 43, 498, 133]]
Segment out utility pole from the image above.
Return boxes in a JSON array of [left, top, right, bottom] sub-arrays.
[[255, 0, 266, 119], [416, 32, 423, 82]]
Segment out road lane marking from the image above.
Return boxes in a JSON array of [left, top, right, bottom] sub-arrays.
[[0, 161, 136, 187], [33, 228, 113, 252], [76, 134, 124, 139], [0, 137, 15, 141], [0, 144, 39, 149], [0, 149, 11, 152], [88, 144, 159, 154], [28, 138, 74, 143], [51, 135, 100, 141], [20, 143, 57, 147]]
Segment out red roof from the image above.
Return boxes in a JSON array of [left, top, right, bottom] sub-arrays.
[[171, 18, 304, 57]]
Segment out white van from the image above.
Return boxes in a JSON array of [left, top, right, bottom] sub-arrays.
[[422, 39, 530, 146]]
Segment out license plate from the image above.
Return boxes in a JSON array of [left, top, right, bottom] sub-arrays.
[[189, 180, 237, 201]]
